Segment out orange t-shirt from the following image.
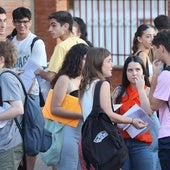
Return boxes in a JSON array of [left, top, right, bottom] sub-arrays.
[[118, 85, 152, 144]]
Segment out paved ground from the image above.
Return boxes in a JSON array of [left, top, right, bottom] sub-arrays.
[[34, 154, 52, 170]]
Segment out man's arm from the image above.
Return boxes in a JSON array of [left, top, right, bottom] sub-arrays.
[[149, 60, 164, 111], [35, 69, 56, 82]]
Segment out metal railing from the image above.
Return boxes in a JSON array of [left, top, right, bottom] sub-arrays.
[[69, 0, 168, 66]]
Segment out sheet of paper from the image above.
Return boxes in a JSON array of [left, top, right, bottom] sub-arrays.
[[118, 104, 153, 138], [19, 58, 42, 92], [113, 104, 122, 111]]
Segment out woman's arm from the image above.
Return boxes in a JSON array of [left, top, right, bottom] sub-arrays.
[[51, 75, 82, 119], [100, 81, 147, 129]]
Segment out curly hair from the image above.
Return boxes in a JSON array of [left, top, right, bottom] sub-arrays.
[[51, 43, 89, 88]]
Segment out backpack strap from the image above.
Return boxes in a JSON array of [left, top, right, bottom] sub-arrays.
[[1, 70, 26, 138], [136, 50, 142, 56], [1, 70, 27, 96], [92, 80, 104, 110], [146, 58, 149, 77], [30, 36, 41, 53], [92, 80, 114, 114]]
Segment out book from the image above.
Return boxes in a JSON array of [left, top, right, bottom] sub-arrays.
[[118, 104, 153, 138]]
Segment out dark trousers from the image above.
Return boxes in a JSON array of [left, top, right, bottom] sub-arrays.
[[158, 137, 170, 170]]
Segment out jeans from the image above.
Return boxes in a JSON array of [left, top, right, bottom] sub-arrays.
[[57, 120, 83, 170], [150, 112, 161, 170], [122, 139, 153, 170], [158, 137, 170, 170]]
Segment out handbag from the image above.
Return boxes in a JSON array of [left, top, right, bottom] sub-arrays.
[[81, 80, 128, 170]]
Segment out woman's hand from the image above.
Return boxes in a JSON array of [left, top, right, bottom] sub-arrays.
[[132, 118, 148, 129], [135, 75, 145, 90]]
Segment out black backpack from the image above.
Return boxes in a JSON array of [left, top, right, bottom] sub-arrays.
[[81, 80, 128, 170]]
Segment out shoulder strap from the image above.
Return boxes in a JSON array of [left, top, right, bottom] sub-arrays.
[[1, 70, 27, 96], [92, 80, 103, 109], [30, 36, 41, 53], [136, 50, 142, 56], [146, 58, 149, 77], [1, 70, 26, 138]]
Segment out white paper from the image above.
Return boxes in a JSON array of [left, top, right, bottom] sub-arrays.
[[19, 58, 42, 92], [113, 104, 122, 111], [118, 104, 153, 138]]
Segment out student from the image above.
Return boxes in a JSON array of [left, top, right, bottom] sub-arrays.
[[132, 24, 160, 170], [0, 40, 24, 170], [73, 17, 93, 47], [11, 7, 47, 170], [154, 14, 170, 31], [79, 49, 148, 169], [112, 56, 154, 170], [0, 7, 7, 41], [154, 14, 170, 70], [132, 24, 156, 80], [43, 43, 89, 170], [35, 11, 87, 82], [149, 29, 170, 170]]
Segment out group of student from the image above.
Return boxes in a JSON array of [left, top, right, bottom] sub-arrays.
[[0, 5, 170, 170]]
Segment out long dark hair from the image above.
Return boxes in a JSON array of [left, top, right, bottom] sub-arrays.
[[51, 43, 89, 89], [116, 55, 150, 104], [132, 24, 155, 54], [73, 17, 93, 47]]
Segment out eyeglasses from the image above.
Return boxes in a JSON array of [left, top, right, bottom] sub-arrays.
[[14, 20, 30, 25]]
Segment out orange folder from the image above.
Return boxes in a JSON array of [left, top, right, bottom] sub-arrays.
[[42, 89, 81, 127]]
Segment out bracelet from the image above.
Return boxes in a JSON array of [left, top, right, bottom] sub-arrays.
[[131, 118, 134, 124]]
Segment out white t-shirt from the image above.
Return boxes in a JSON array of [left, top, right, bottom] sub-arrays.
[[12, 32, 47, 95]]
